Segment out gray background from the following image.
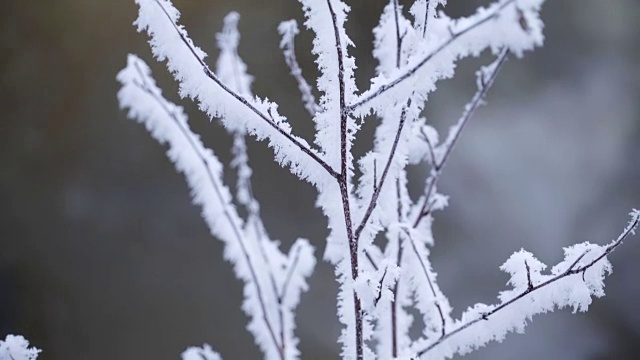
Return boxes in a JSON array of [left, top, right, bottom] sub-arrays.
[[1, 0, 639, 359]]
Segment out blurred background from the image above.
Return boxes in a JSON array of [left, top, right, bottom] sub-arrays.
[[1, 0, 639, 358]]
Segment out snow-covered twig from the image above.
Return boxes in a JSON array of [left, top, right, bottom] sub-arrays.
[[278, 20, 321, 117], [413, 49, 510, 227], [411, 210, 640, 359]]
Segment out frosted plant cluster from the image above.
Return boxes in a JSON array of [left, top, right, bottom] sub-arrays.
[[110, 0, 639, 359]]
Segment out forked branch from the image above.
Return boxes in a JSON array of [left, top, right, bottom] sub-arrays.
[[149, 0, 338, 179]]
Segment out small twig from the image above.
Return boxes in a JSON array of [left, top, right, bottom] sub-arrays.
[[404, 229, 447, 339], [279, 20, 321, 117], [390, 162, 406, 358], [565, 250, 589, 273], [423, 0, 432, 38], [364, 249, 380, 271], [279, 245, 303, 302], [413, 49, 509, 228], [354, 101, 411, 242], [373, 159, 378, 194], [420, 127, 437, 167], [392, 0, 402, 68], [524, 260, 533, 291], [374, 266, 390, 307]]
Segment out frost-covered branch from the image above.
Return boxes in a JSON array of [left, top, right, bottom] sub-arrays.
[[117, 55, 315, 360], [411, 210, 640, 359]]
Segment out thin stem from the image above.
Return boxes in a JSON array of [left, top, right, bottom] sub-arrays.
[[391, 177, 405, 358], [280, 27, 321, 117], [278, 244, 304, 352], [387, 9, 407, 354], [279, 246, 304, 302], [415, 214, 640, 357], [392, 0, 402, 68], [152, 0, 339, 179], [354, 101, 410, 243], [131, 67, 285, 359], [348, 0, 516, 112], [364, 249, 380, 271], [405, 229, 447, 338], [326, 0, 362, 358], [413, 49, 509, 228], [374, 265, 389, 307], [423, 0, 431, 38], [420, 127, 437, 167]]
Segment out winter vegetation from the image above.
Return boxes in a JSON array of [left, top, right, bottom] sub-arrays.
[[7, 0, 637, 359], [112, 0, 640, 359]]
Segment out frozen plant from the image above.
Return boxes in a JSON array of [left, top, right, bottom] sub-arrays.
[[117, 0, 639, 359], [0, 335, 41, 360]]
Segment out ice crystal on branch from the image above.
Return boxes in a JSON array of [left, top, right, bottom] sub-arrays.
[[117, 0, 638, 359]]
